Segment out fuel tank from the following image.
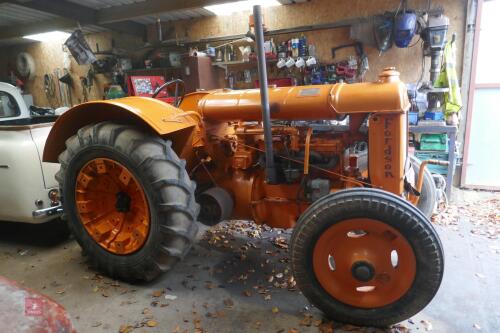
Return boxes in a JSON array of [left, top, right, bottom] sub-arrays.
[[197, 68, 410, 121]]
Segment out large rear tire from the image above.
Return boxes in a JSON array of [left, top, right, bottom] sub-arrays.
[[56, 122, 199, 282], [290, 188, 444, 327]]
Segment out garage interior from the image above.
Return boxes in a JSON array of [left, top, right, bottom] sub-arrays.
[[0, 0, 499, 332]]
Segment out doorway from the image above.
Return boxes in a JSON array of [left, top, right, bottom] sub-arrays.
[[462, 0, 500, 189]]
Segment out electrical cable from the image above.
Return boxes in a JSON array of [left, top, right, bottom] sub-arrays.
[[190, 151, 218, 186], [394, 0, 404, 18]]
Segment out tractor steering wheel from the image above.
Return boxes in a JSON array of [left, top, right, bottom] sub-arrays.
[[152, 79, 185, 107]]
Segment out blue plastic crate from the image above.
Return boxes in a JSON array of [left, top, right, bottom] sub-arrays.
[[424, 111, 444, 121], [408, 112, 419, 125]]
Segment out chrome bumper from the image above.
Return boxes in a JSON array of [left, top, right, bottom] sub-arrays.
[[32, 205, 63, 219]]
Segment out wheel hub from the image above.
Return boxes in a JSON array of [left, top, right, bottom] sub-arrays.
[[75, 158, 150, 255], [115, 191, 131, 212], [312, 218, 417, 308], [351, 261, 375, 282]]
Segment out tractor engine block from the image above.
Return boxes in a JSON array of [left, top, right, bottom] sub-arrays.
[[193, 122, 368, 228]]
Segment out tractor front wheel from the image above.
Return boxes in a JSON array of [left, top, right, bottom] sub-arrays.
[[56, 122, 199, 282], [290, 188, 444, 327]]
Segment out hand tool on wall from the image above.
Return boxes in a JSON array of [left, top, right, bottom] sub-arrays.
[[43, 74, 59, 107]]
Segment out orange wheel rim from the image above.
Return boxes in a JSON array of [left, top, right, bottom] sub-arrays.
[[313, 218, 416, 308], [75, 158, 150, 255]]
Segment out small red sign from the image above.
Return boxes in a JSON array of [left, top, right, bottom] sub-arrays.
[[25, 297, 43, 316]]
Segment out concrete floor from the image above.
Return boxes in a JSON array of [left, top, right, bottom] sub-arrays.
[[0, 188, 499, 333]]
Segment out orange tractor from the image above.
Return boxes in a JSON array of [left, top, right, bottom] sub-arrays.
[[42, 9, 443, 327]]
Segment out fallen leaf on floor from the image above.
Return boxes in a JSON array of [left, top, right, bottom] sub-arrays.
[[152, 289, 164, 297], [142, 308, 153, 319], [475, 273, 486, 279], [272, 237, 288, 249], [165, 294, 177, 301], [243, 290, 252, 297], [389, 324, 411, 333], [299, 314, 312, 327], [145, 320, 158, 327], [119, 324, 133, 333], [91, 321, 102, 327], [223, 298, 234, 308], [421, 319, 433, 331], [288, 329, 299, 333], [473, 323, 481, 330], [340, 324, 361, 331], [56, 289, 65, 294], [319, 321, 334, 333], [271, 306, 279, 314]]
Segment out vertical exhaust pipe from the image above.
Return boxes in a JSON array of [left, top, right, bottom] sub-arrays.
[[156, 17, 162, 42], [253, 5, 278, 184]]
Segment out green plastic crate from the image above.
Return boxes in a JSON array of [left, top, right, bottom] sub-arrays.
[[420, 134, 447, 151], [414, 151, 449, 175]]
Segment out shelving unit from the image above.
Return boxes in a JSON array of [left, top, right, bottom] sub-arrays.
[[212, 58, 278, 76], [409, 124, 458, 198]]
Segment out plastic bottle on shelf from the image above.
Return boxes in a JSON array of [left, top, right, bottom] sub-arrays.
[[299, 34, 308, 57], [292, 38, 299, 58], [308, 44, 316, 58]]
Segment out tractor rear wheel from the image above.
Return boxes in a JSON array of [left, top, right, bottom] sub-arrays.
[[290, 188, 444, 327], [56, 122, 199, 282]]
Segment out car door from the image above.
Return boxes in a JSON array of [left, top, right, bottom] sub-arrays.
[[0, 90, 48, 222]]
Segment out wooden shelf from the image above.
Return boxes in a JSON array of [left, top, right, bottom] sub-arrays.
[[213, 58, 278, 67], [125, 67, 182, 73]]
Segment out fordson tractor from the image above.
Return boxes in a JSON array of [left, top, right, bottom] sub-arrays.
[[41, 8, 444, 327]]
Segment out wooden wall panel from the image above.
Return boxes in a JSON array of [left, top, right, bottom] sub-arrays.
[[0, 0, 467, 105], [0, 31, 144, 107], [167, 0, 467, 84]]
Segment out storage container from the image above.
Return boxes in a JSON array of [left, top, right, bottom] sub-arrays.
[[420, 133, 448, 151]]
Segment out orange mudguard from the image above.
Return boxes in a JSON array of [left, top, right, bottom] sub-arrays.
[[43, 97, 198, 163]]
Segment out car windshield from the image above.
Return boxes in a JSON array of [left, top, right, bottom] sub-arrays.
[[0, 91, 20, 118]]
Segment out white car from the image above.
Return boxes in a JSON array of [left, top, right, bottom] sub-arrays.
[[0, 82, 62, 223]]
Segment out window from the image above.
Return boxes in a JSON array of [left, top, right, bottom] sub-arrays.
[[0, 91, 21, 118]]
